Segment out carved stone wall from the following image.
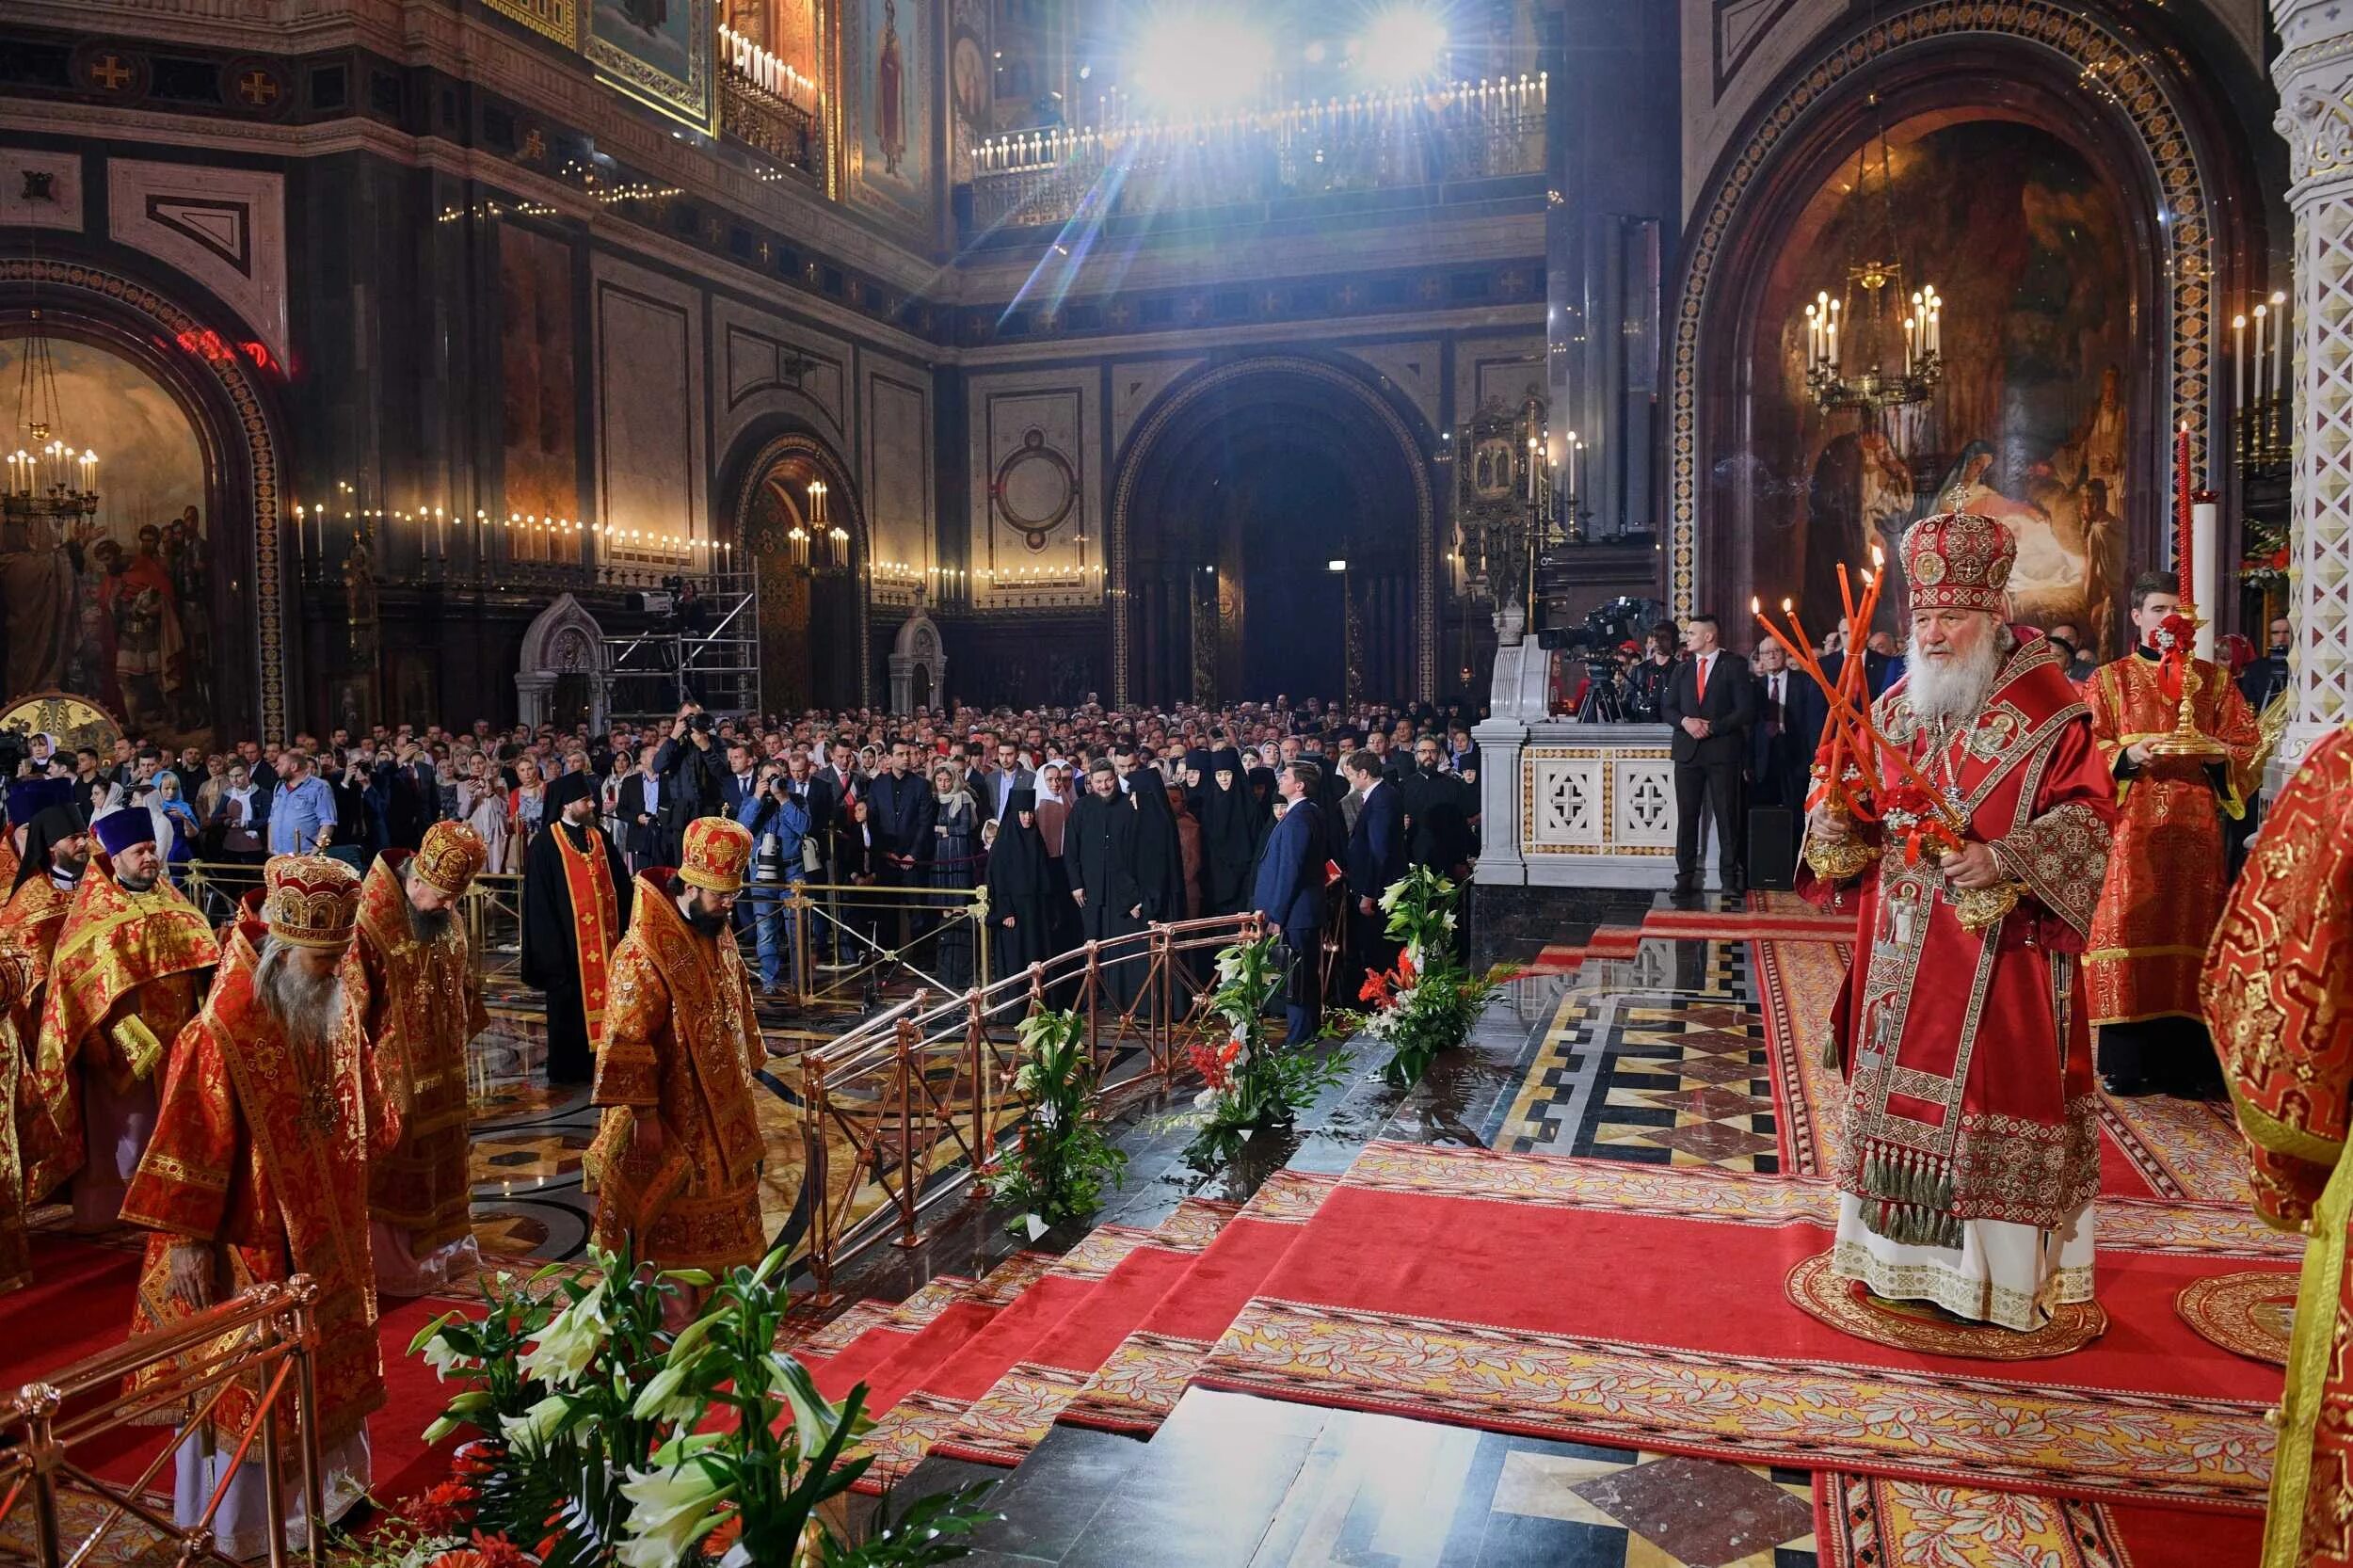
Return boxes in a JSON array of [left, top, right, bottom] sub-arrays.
[[2274, 0, 2353, 772]]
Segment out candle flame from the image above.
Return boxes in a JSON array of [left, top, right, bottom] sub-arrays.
[[1869, 545, 1885, 568], [1751, 596, 1761, 614], [1781, 598, 1793, 614]]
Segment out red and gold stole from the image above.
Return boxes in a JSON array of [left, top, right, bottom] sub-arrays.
[[554, 823, 620, 1048]]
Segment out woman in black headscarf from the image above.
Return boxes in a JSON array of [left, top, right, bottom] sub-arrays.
[[1127, 764, 1189, 927], [984, 788, 1053, 982], [1196, 747, 1258, 917]]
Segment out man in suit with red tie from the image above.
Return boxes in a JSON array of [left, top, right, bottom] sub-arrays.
[[1749, 636, 1824, 873], [1661, 614, 1756, 899]]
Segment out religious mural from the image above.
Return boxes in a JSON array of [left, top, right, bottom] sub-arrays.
[[587, 0, 715, 130], [0, 336, 213, 745], [499, 224, 581, 524], [852, 0, 930, 217], [1753, 120, 2134, 657]]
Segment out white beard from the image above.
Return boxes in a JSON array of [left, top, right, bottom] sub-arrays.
[[255, 936, 347, 1049], [1907, 624, 2007, 730]]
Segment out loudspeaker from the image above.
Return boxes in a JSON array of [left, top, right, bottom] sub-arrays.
[[1748, 805, 1797, 891]]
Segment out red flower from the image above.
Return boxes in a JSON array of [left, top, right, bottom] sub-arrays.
[[2272, 546, 2291, 570], [469, 1531, 538, 1568], [1396, 949, 1417, 984], [1188, 1039, 1235, 1092], [1358, 970, 1393, 1005], [406, 1478, 478, 1536]]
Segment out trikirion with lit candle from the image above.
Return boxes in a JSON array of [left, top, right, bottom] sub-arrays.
[[1787, 510, 2118, 1333]]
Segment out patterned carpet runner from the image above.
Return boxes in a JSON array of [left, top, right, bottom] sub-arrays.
[[1190, 1143, 2292, 1512], [1812, 1471, 2264, 1568]]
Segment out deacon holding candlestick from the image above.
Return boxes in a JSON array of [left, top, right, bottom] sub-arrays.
[[1798, 511, 2118, 1333], [2083, 568, 2260, 1098]]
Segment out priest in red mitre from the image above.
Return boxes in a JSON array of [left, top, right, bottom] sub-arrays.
[[586, 815, 765, 1317], [2205, 725, 2353, 1566], [29, 808, 218, 1226], [347, 819, 490, 1296], [1804, 510, 2117, 1330], [520, 770, 631, 1084], [120, 854, 390, 1559], [2084, 569, 2262, 1097]]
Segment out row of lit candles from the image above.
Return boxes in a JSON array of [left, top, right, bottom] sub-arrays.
[[717, 24, 818, 109], [984, 72, 1546, 171], [5, 443, 97, 496], [1802, 286, 1944, 371], [2233, 292, 2290, 407], [291, 503, 736, 562]]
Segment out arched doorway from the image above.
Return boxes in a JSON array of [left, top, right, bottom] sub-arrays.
[[0, 259, 290, 744], [729, 431, 869, 712], [517, 594, 610, 731], [1112, 359, 1436, 707]]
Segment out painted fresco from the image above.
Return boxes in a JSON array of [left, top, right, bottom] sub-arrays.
[[588, 0, 714, 130], [0, 336, 213, 741], [500, 224, 580, 522], [854, 0, 930, 217], [1753, 120, 2134, 657]]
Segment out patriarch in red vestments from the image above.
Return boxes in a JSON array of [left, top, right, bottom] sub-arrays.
[[120, 854, 392, 1560], [29, 808, 217, 1226], [2204, 725, 2353, 1566], [1804, 510, 2117, 1330], [346, 820, 490, 1297]]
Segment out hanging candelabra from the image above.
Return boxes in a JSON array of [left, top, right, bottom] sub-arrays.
[[6, 266, 101, 534]]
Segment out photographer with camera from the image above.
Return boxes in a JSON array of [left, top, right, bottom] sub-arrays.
[[731, 751, 811, 998], [651, 702, 728, 846]]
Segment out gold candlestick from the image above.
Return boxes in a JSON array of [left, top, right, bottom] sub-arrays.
[[2144, 611, 2229, 760]]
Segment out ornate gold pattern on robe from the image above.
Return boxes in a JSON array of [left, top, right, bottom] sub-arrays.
[[0, 940, 40, 1292], [28, 872, 217, 1194], [0, 875, 73, 1243], [120, 918, 395, 1451], [585, 873, 767, 1273], [2203, 726, 2353, 1568], [346, 855, 488, 1251], [2085, 652, 2260, 1026]]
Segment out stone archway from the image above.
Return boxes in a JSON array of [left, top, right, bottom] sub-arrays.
[[1109, 356, 1438, 706], [0, 258, 291, 743], [1666, 0, 2256, 621], [517, 594, 609, 731], [727, 429, 872, 711], [888, 603, 946, 714]]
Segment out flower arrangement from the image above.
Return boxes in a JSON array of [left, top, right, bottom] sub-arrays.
[[995, 1008, 1127, 1236], [1340, 868, 1506, 1089], [1874, 781, 1963, 870], [1180, 932, 1351, 1170], [398, 1244, 995, 1568]]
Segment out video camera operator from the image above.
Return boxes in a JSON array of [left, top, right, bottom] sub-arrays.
[[1624, 621, 1681, 723], [652, 702, 728, 843]]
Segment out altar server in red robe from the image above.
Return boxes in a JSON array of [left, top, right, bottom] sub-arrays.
[[1805, 511, 2117, 1330], [2204, 725, 2353, 1566]]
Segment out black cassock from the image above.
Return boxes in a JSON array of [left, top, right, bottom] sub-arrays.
[[520, 818, 633, 1085], [1066, 792, 1144, 1009], [984, 815, 1055, 983], [1196, 779, 1259, 916]]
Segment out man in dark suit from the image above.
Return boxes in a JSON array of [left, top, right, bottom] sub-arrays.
[[981, 737, 1035, 822], [1748, 637, 1821, 874], [383, 744, 441, 851], [1660, 614, 1756, 898], [1342, 749, 1405, 991], [1818, 622, 1906, 702], [616, 743, 667, 870], [652, 705, 728, 840], [1253, 761, 1329, 1045]]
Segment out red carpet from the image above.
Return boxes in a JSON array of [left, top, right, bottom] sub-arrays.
[[1193, 1144, 2289, 1512], [1641, 908, 1853, 941], [1, 1231, 485, 1510], [1815, 1470, 2265, 1567]]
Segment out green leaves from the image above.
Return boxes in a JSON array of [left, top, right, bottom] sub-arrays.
[[995, 1008, 1125, 1233]]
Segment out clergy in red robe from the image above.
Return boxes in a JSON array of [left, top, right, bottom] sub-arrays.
[[2084, 569, 2262, 1097], [0, 798, 89, 1288], [120, 854, 390, 1560], [585, 816, 765, 1310], [346, 820, 489, 1297], [520, 770, 630, 1085], [2204, 724, 2353, 1567], [28, 808, 217, 1226], [1804, 510, 2117, 1331]]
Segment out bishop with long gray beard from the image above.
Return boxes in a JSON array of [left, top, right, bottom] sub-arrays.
[[1803, 511, 2117, 1332], [121, 854, 394, 1558]]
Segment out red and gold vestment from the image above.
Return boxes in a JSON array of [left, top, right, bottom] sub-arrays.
[[2085, 650, 2261, 1026], [2203, 726, 2353, 1567], [585, 873, 767, 1273], [28, 872, 217, 1197], [0, 941, 41, 1292], [0, 875, 74, 1247], [120, 913, 393, 1451], [346, 853, 487, 1256], [1807, 634, 2117, 1259]]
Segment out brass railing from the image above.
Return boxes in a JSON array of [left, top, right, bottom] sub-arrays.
[[2, 1275, 328, 1568], [721, 73, 821, 176], [799, 912, 1262, 1291], [180, 861, 529, 984]]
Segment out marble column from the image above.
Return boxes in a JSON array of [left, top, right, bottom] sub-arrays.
[[2272, 0, 2353, 779]]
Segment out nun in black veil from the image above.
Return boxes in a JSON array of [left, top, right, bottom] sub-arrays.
[[984, 789, 1055, 984]]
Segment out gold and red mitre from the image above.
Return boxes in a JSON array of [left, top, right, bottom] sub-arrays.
[[679, 816, 753, 895], [1903, 509, 2015, 615], [264, 855, 362, 950], [412, 821, 488, 899]]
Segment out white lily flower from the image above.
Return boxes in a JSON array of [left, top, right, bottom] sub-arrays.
[[420, 1335, 471, 1381], [517, 1280, 609, 1389], [616, 1454, 732, 1568], [497, 1393, 575, 1454]]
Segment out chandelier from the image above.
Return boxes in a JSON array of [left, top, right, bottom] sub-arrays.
[[6, 311, 101, 532], [1797, 112, 1945, 419], [784, 477, 849, 572]]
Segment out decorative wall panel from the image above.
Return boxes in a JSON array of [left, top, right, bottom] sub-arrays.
[[971, 370, 1099, 604], [1521, 745, 1678, 857], [1111, 359, 1199, 455], [0, 149, 83, 232], [713, 296, 850, 464], [863, 363, 933, 600], [1455, 336, 1546, 419], [105, 158, 288, 368], [591, 257, 704, 544], [500, 224, 579, 521], [587, 0, 716, 132], [1342, 340, 1443, 433]]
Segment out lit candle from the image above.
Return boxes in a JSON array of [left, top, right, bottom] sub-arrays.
[[2273, 290, 2289, 400], [2233, 312, 2248, 413], [2173, 423, 2195, 617], [2253, 303, 2268, 403]]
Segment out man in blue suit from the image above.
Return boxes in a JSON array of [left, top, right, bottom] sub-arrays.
[[1342, 748, 1405, 992], [1253, 760, 1328, 1046]]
